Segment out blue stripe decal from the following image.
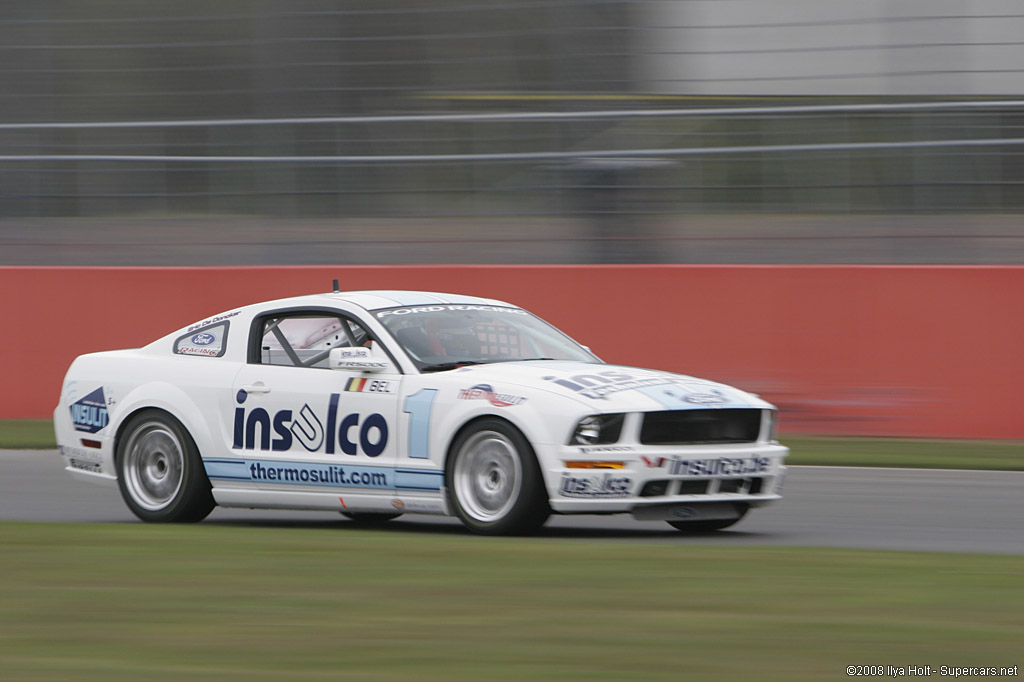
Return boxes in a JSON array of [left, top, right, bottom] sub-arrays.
[[204, 459, 250, 479], [203, 459, 445, 492], [395, 469, 444, 491]]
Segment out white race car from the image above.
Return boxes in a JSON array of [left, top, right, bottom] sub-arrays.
[[55, 289, 787, 535]]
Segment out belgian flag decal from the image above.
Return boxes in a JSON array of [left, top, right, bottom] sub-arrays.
[[345, 378, 367, 392]]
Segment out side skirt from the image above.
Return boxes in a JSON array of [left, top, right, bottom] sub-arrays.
[[212, 487, 448, 516]]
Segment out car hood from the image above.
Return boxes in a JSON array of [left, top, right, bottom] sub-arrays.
[[447, 361, 773, 412]]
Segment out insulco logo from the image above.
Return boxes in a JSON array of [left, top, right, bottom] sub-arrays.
[[69, 388, 109, 433], [559, 473, 632, 498], [232, 392, 388, 457], [543, 369, 685, 400]]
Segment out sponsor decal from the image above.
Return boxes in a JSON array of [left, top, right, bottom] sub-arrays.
[[208, 458, 390, 488], [345, 378, 395, 394], [176, 321, 227, 357], [579, 445, 634, 454], [177, 346, 221, 357], [684, 393, 726, 406], [332, 348, 391, 371], [248, 461, 390, 488], [392, 499, 406, 510], [542, 369, 737, 403], [191, 332, 216, 346], [69, 387, 110, 434], [187, 310, 240, 332], [336, 359, 390, 371], [669, 457, 771, 477], [641, 456, 667, 468], [377, 305, 527, 318], [457, 383, 526, 407], [671, 507, 697, 519], [399, 499, 443, 513], [64, 381, 115, 408], [232, 392, 389, 457], [559, 473, 632, 498], [204, 459, 444, 492], [59, 445, 102, 462], [69, 458, 103, 473]]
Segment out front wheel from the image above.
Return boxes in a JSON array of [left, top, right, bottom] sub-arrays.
[[447, 418, 550, 536], [116, 410, 215, 523]]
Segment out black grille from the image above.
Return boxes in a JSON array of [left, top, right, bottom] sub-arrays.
[[639, 480, 670, 497], [640, 409, 762, 445], [718, 479, 745, 494], [678, 480, 710, 495]]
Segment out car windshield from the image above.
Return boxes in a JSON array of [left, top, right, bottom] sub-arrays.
[[374, 304, 598, 372]]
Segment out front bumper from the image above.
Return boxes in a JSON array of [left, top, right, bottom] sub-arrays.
[[543, 442, 788, 519]]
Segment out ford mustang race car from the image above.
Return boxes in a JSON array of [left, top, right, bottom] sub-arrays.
[[55, 289, 787, 535]]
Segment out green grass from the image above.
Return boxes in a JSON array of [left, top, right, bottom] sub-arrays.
[[0, 522, 1020, 681], [0, 419, 56, 449], [9, 418, 1022, 469], [784, 434, 1024, 471]]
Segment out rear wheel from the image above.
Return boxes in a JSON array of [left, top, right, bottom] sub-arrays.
[[447, 418, 549, 536], [116, 410, 214, 523]]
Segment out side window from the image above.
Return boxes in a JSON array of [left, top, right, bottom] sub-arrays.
[[258, 313, 371, 368], [174, 322, 228, 357]]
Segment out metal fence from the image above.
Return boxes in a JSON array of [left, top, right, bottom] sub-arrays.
[[1, 2, 1022, 263]]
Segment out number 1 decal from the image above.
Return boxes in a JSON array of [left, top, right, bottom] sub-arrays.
[[403, 389, 437, 459]]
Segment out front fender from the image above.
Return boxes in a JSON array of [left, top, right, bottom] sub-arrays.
[[429, 389, 592, 467]]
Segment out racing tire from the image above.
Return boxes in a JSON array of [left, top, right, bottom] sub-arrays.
[[341, 512, 403, 524], [116, 410, 215, 523], [446, 418, 550, 536], [667, 506, 748, 533]]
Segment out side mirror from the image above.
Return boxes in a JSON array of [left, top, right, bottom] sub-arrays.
[[328, 344, 395, 373]]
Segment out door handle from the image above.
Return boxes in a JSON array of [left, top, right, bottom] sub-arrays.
[[240, 383, 271, 394]]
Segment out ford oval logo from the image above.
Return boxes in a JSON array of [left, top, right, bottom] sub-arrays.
[[191, 332, 216, 346]]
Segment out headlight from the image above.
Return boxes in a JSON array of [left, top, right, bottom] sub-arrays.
[[765, 410, 778, 443], [570, 414, 625, 445]]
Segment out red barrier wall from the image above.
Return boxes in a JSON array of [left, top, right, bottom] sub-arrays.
[[3, 265, 1022, 439]]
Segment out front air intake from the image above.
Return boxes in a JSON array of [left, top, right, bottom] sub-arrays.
[[639, 409, 762, 445]]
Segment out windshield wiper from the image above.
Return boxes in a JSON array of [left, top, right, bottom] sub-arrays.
[[419, 360, 489, 373]]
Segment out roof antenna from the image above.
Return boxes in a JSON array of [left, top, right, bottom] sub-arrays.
[[332, 279, 340, 293]]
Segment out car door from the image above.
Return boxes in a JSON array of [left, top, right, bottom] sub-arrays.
[[227, 309, 403, 502]]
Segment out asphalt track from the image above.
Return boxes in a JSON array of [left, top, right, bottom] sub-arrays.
[[2, 450, 1022, 555]]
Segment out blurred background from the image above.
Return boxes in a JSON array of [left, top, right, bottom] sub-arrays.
[[1, 0, 1022, 265]]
